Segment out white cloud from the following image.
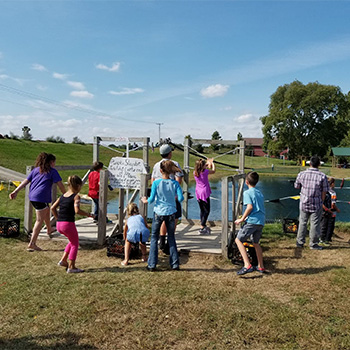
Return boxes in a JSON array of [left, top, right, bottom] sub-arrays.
[[36, 85, 48, 91], [70, 90, 94, 99], [53, 72, 69, 80], [67, 81, 85, 90], [39, 118, 82, 129], [220, 106, 232, 111], [236, 113, 254, 122], [96, 62, 121, 72], [0, 74, 26, 86], [200, 84, 229, 98], [109, 88, 144, 96], [31, 63, 48, 72]]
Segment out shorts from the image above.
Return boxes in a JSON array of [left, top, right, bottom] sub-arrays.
[[175, 199, 182, 219], [236, 223, 263, 244], [127, 230, 150, 244], [30, 201, 50, 211]]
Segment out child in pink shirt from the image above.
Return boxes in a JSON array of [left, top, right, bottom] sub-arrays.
[[194, 158, 215, 235]]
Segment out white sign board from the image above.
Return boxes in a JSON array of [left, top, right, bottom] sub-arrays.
[[108, 157, 147, 189]]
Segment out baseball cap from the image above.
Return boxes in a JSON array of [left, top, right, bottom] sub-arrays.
[[159, 144, 173, 156]]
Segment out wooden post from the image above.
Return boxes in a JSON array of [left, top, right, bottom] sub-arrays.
[[93, 136, 100, 163], [182, 137, 190, 219], [24, 166, 33, 234], [118, 188, 125, 235], [142, 137, 150, 173], [239, 140, 245, 173], [97, 170, 108, 245], [139, 174, 149, 218], [221, 176, 229, 257], [231, 177, 236, 224], [50, 183, 58, 227]]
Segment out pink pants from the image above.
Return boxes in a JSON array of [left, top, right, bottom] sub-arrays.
[[57, 221, 79, 261]]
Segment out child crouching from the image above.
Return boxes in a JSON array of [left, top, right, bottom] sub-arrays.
[[121, 203, 150, 266]]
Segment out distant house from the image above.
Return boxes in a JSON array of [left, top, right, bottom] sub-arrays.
[[243, 138, 266, 157]]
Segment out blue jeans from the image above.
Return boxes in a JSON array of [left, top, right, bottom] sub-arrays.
[[148, 213, 179, 269], [92, 198, 99, 220], [296, 207, 322, 247]]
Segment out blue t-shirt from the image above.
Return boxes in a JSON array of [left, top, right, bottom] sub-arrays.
[[243, 187, 265, 225], [148, 178, 184, 216]]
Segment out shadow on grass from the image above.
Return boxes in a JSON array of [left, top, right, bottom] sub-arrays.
[[0, 332, 96, 350], [272, 265, 345, 275]]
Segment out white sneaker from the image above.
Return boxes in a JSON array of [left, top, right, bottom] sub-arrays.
[[67, 268, 85, 273]]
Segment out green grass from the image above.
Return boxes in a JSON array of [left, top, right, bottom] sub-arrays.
[[1, 230, 350, 349]]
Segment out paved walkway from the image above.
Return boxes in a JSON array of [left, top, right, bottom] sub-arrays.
[[0, 166, 26, 182], [39, 218, 222, 254]]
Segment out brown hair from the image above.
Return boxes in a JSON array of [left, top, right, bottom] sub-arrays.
[[246, 171, 259, 186], [160, 160, 180, 176], [67, 175, 83, 193], [35, 152, 56, 173], [194, 159, 207, 177], [328, 177, 335, 185], [127, 202, 139, 216], [92, 161, 104, 171]]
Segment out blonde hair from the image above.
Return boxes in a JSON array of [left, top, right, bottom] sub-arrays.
[[67, 175, 83, 193], [127, 202, 139, 216], [160, 160, 180, 176]]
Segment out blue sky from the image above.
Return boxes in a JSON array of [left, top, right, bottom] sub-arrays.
[[1, 1, 350, 145]]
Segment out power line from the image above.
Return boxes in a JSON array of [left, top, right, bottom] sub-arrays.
[[0, 82, 156, 125]]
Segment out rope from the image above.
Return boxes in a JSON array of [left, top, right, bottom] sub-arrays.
[[100, 143, 124, 154], [169, 141, 250, 170], [212, 147, 239, 160]]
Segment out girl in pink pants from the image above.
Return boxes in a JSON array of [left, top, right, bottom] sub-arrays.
[[51, 175, 93, 273]]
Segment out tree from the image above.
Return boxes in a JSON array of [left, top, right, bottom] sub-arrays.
[[211, 130, 222, 151], [261, 81, 349, 160], [72, 136, 85, 145], [22, 126, 32, 140]]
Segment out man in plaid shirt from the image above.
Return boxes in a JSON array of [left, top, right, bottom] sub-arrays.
[[294, 156, 329, 250]]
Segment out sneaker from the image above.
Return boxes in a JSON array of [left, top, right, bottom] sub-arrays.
[[254, 266, 266, 274], [296, 243, 304, 248], [204, 226, 211, 235], [146, 266, 156, 272], [106, 219, 113, 224], [57, 260, 68, 268], [237, 264, 255, 275], [310, 244, 323, 250], [67, 268, 85, 273], [198, 228, 206, 235]]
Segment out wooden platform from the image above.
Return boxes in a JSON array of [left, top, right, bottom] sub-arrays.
[[39, 218, 222, 254]]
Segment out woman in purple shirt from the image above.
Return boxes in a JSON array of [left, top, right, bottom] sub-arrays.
[[194, 158, 216, 235], [10, 152, 65, 251]]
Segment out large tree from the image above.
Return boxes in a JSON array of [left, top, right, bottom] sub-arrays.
[[261, 81, 349, 160]]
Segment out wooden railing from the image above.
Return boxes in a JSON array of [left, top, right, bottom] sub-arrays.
[[221, 173, 246, 257]]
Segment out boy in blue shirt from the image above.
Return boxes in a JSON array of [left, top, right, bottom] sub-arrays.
[[234, 171, 266, 275]]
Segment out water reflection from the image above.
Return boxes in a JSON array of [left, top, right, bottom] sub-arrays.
[[107, 177, 350, 222]]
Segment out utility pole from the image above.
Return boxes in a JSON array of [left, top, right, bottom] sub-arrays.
[[156, 123, 163, 143]]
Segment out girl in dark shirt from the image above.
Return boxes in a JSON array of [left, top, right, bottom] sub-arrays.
[[51, 175, 93, 273]]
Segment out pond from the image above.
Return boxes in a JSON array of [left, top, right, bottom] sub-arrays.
[[107, 177, 350, 222]]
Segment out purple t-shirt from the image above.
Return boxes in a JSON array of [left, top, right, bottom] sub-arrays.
[[194, 169, 211, 202], [27, 167, 62, 203]]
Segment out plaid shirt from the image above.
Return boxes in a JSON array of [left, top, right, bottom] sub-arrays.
[[294, 168, 329, 212]]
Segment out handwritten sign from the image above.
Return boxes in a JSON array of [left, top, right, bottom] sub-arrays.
[[108, 157, 147, 189]]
